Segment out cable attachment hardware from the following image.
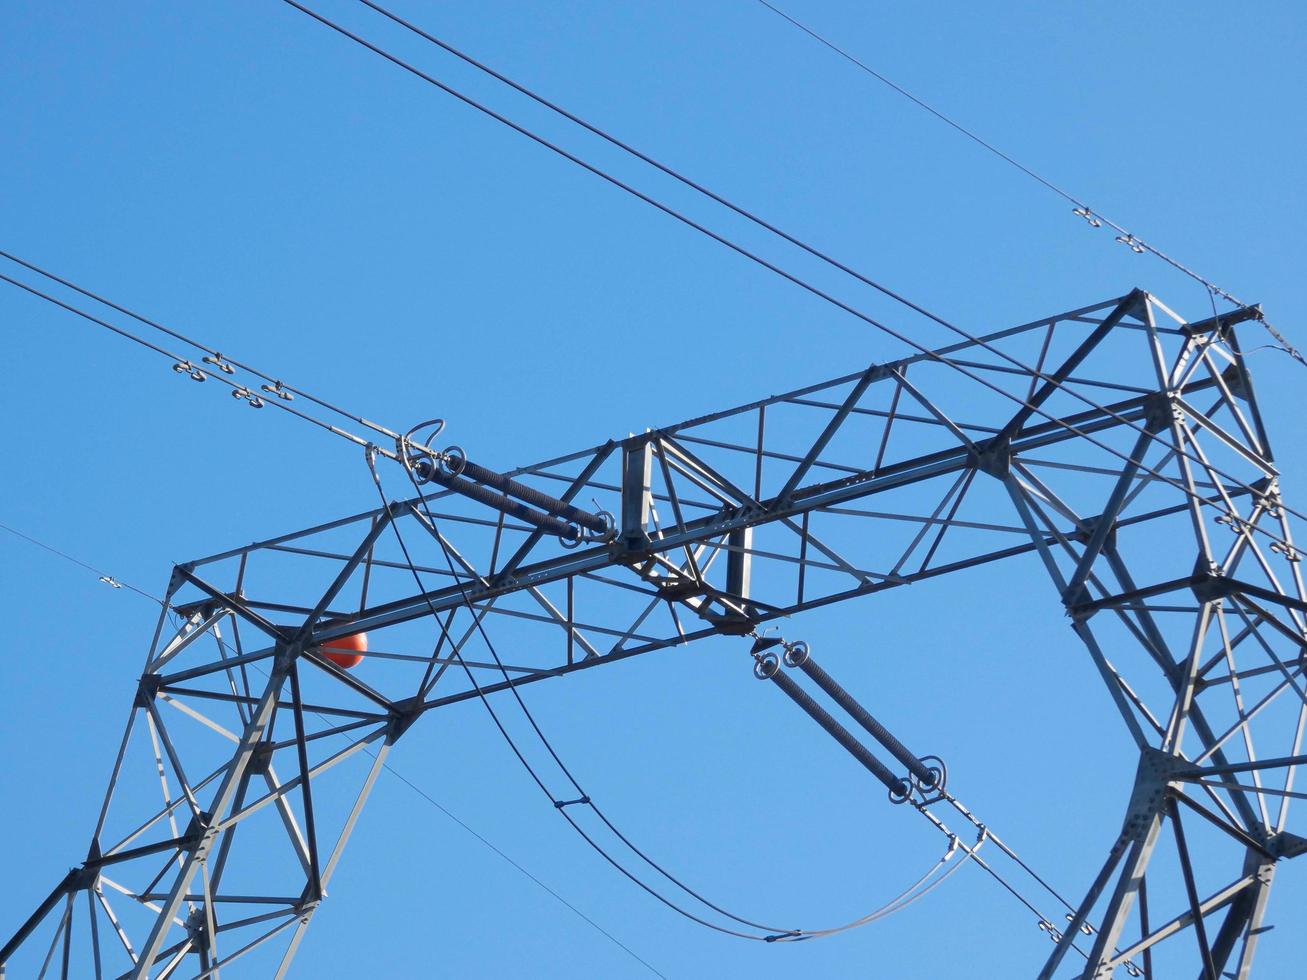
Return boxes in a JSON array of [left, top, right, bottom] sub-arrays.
[[749, 632, 949, 805], [553, 796, 591, 809], [1213, 512, 1250, 536], [231, 387, 265, 408], [1064, 912, 1094, 936], [202, 353, 235, 374], [406, 435, 614, 547], [593, 501, 617, 538], [172, 360, 206, 382], [1114, 233, 1146, 254], [260, 380, 294, 401], [1270, 540, 1302, 562], [98, 575, 122, 589], [749, 632, 784, 678], [1071, 206, 1101, 228]]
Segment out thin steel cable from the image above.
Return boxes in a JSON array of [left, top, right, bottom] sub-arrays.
[[752, 0, 1303, 367], [371, 448, 962, 941], [396, 456, 969, 939], [934, 795, 1144, 971], [279, 0, 1307, 543], [369, 753, 669, 977], [225, 629, 670, 979], [0, 520, 164, 606]]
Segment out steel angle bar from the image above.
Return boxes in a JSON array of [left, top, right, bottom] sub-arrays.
[[1102, 873, 1258, 970]]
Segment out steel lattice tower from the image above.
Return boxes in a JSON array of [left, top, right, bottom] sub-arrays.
[[3, 291, 1304, 977]]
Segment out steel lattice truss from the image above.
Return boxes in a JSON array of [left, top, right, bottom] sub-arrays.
[[4, 291, 1305, 978]]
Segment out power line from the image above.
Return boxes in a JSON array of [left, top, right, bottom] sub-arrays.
[[3, 12, 1294, 539], [276, 0, 1307, 544], [3, 519, 667, 979], [336, 0, 1303, 521], [0, 259, 431, 464], [751, 0, 1304, 367], [7, 247, 1300, 557]]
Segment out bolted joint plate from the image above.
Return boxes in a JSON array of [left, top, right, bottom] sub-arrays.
[[1121, 749, 1189, 840], [972, 440, 1011, 480]]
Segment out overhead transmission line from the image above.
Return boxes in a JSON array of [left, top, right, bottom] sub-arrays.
[[0, 15, 1294, 544], [0, 519, 669, 980], [751, 0, 1304, 367], [269, 0, 1306, 544], [0, 251, 427, 464], [1, 52, 1300, 550], [0, 8, 1274, 969]]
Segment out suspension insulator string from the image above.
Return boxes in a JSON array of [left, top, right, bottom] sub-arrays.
[[780, 638, 942, 791], [747, 633, 1143, 969]]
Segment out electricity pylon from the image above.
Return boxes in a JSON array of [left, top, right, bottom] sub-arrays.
[[3, 291, 1303, 977]]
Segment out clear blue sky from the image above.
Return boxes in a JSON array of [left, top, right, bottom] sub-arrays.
[[1, 1, 1304, 976]]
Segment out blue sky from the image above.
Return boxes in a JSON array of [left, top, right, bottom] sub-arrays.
[[1, 1, 1304, 976]]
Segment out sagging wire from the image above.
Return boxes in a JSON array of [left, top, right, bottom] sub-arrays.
[[751, 0, 1304, 368], [363, 436, 972, 942], [279, 0, 1307, 553]]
